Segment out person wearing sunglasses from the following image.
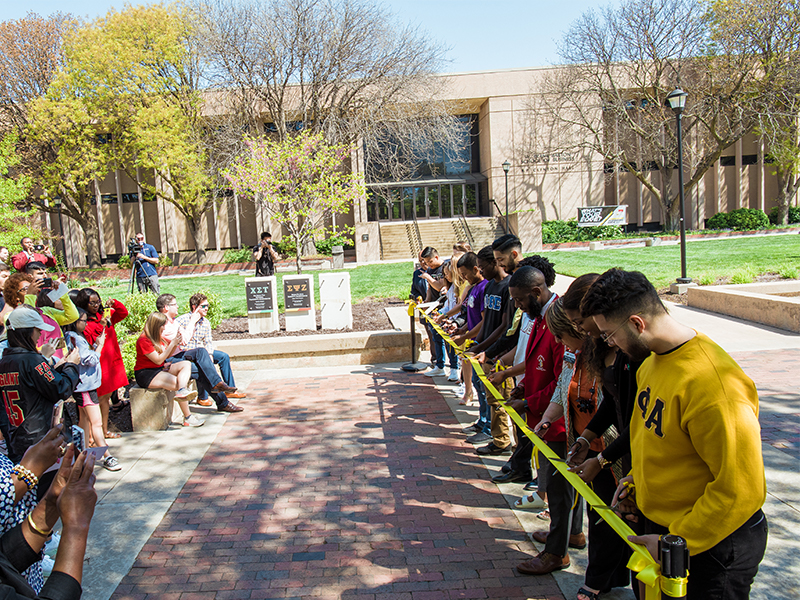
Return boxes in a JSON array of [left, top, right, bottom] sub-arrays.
[[173, 293, 245, 408]]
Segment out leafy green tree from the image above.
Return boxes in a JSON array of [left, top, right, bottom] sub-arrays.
[[225, 130, 365, 273]]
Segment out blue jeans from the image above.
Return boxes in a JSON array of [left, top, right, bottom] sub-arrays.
[[212, 350, 235, 387], [167, 348, 227, 409], [471, 370, 490, 433], [427, 325, 445, 369]]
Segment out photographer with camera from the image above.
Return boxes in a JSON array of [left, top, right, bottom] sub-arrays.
[[252, 231, 279, 277], [11, 238, 56, 273], [130, 233, 160, 294]]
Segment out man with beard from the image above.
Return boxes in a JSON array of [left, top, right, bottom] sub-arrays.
[[499, 267, 573, 576], [581, 269, 767, 599]]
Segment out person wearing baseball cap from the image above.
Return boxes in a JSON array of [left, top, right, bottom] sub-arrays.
[[0, 306, 81, 497]]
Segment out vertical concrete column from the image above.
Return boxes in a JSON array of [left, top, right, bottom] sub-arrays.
[[212, 200, 221, 251], [735, 139, 743, 209], [715, 158, 723, 214], [93, 178, 107, 259], [233, 190, 242, 249], [757, 137, 765, 212], [114, 167, 125, 252], [135, 167, 146, 239]]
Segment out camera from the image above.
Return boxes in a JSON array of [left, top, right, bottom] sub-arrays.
[[128, 237, 143, 258], [42, 277, 53, 288], [33, 244, 44, 252]]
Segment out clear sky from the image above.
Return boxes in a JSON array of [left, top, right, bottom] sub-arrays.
[[0, 0, 609, 73]]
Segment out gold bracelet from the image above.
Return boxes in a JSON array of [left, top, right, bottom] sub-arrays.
[[26, 513, 52, 537], [11, 465, 38, 490]]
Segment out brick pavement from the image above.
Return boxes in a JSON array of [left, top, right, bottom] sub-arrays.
[[111, 372, 564, 600], [731, 349, 800, 457]]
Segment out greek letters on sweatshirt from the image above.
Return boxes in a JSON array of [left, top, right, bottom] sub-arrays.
[[631, 332, 765, 555]]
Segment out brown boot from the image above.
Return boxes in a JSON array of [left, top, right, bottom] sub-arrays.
[[532, 530, 587, 549], [517, 551, 570, 575]]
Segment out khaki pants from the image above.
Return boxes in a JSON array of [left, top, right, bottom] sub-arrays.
[[488, 373, 512, 448]]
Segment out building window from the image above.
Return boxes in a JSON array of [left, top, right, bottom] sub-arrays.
[[122, 193, 139, 203], [101, 194, 118, 205]]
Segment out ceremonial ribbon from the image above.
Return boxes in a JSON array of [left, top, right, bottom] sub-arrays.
[[407, 300, 687, 600]]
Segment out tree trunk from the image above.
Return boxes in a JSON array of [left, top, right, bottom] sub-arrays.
[[294, 232, 302, 274], [187, 214, 207, 264], [71, 209, 102, 268], [775, 172, 800, 225]]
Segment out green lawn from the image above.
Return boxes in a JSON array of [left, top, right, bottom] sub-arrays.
[[100, 262, 415, 319], [91, 234, 799, 318], [537, 234, 800, 289]]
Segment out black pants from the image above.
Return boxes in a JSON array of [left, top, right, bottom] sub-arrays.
[[543, 441, 581, 557], [509, 422, 533, 477], [585, 461, 631, 591], [645, 509, 768, 600]]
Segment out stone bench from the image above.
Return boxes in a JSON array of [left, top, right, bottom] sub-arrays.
[[129, 385, 176, 431]]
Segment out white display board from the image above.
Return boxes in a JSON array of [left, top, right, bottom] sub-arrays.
[[283, 275, 316, 332], [319, 272, 352, 330]]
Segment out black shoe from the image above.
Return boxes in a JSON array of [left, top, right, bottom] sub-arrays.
[[501, 460, 512, 474], [218, 403, 244, 413], [466, 431, 492, 444], [462, 422, 481, 434], [523, 478, 539, 491], [477, 442, 512, 456], [492, 469, 532, 483]]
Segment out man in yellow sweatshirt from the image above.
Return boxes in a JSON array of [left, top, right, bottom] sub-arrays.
[[580, 268, 767, 600]]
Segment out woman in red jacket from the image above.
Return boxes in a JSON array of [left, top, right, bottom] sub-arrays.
[[75, 288, 128, 440]]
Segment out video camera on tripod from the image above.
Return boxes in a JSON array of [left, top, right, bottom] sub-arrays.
[[128, 237, 143, 258]]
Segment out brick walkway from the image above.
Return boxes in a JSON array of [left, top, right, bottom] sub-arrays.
[[111, 372, 563, 600], [732, 349, 800, 457]]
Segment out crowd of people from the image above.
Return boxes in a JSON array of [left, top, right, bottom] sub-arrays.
[[413, 235, 768, 600], [0, 236, 246, 598]]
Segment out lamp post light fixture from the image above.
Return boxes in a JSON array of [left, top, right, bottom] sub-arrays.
[[664, 87, 692, 286], [502, 160, 511, 234]]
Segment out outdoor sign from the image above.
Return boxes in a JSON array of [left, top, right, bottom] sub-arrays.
[[283, 278, 312, 312], [577, 205, 628, 227], [246, 279, 274, 313]]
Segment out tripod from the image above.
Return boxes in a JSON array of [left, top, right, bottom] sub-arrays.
[[129, 257, 156, 294]]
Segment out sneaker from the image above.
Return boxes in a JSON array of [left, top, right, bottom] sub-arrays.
[[424, 367, 445, 377], [447, 369, 460, 382], [44, 531, 61, 559], [466, 431, 492, 444], [41, 555, 54, 577], [456, 383, 466, 396], [183, 414, 205, 427], [476, 442, 512, 455], [101, 456, 121, 471], [462, 422, 481, 434], [175, 388, 198, 402]]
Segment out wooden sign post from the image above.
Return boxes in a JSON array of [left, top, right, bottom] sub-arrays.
[[245, 276, 279, 334], [282, 275, 316, 332]]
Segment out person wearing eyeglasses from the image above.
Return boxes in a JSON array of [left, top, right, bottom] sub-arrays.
[[132, 233, 160, 294], [173, 293, 243, 404]]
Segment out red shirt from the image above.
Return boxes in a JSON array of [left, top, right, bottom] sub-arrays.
[[83, 299, 129, 396], [134, 334, 163, 371]]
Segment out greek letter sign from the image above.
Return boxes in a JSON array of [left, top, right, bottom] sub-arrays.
[[283, 277, 312, 312], [577, 205, 627, 227], [246, 279, 274, 313]]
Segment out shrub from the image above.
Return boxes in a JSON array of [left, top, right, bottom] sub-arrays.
[[768, 206, 800, 225], [118, 255, 132, 269], [706, 212, 730, 229], [541, 219, 624, 243], [223, 247, 253, 263], [729, 268, 755, 284], [118, 292, 158, 334], [116, 329, 137, 380], [727, 208, 769, 231], [698, 274, 716, 286], [160, 255, 173, 267], [315, 234, 354, 255], [183, 289, 223, 329], [273, 238, 296, 256]]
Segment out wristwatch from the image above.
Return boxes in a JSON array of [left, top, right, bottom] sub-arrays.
[[596, 453, 612, 469]]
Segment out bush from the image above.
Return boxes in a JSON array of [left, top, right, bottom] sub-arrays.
[[118, 292, 158, 335], [182, 289, 223, 329], [698, 274, 716, 286], [315, 234, 354, 255], [727, 208, 769, 231], [768, 206, 800, 225], [117, 255, 132, 269], [729, 268, 755, 284], [541, 219, 624, 244], [706, 212, 730, 229], [273, 238, 296, 256], [223, 247, 253, 263], [117, 329, 137, 380], [160, 254, 173, 267]]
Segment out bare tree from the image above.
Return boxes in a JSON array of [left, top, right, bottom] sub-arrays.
[[198, 0, 470, 215], [532, 0, 762, 229]]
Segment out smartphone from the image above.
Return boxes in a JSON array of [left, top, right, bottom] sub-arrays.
[[71, 425, 86, 453], [104, 307, 112, 320], [42, 277, 53, 288], [51, 400, 64, 430], [54, 337, 67, 350]]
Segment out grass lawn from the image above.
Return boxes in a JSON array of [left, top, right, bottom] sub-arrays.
[[100, 261, 415, 319], [90, 233, 799, 319], [537, 234, 800, 289]]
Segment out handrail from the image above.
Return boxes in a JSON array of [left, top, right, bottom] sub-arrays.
[[457, 214, 475, 249], [491, 198, 514, 235]]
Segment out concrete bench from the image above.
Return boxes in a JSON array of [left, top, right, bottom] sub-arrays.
[[129, 385, 176, 431]]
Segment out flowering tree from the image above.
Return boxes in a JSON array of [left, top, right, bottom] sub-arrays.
[[225, 130, 365, 273]]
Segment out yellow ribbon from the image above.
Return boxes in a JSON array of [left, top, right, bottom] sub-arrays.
[[406, 300, 683, 600]]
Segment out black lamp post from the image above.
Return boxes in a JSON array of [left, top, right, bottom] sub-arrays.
[[665, 87, 691, 284], [53, 197, 67, 269], [502, 160, 511, 234]]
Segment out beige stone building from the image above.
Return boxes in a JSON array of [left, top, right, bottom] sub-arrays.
[[40, 67, 796, 266]]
